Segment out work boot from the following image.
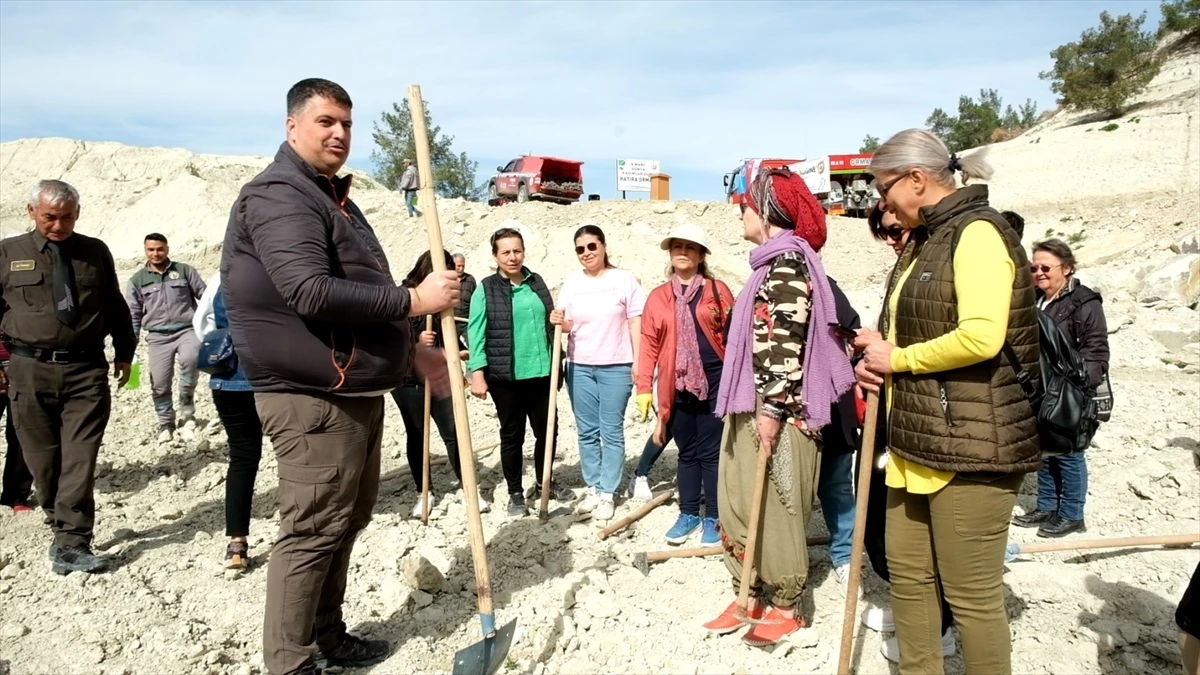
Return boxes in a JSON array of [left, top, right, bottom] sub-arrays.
[[1012, 509, 1055, 528], [1037, 514, 1085, 538], [316, 633, 391, 669], [51, 544, 109, 575], [507, 492, 527, 518]]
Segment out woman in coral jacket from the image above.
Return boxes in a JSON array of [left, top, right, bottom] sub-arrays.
[[635, 223, 734, 546]]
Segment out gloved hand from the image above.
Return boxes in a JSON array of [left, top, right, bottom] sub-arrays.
[[635, 393, 654, 422]]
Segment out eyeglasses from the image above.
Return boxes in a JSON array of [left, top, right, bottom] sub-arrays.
[[575, 242, 599, 255], [877, 173, 910, 202], [1030, 263, 1061, 274], [882, 226, 904, 241]]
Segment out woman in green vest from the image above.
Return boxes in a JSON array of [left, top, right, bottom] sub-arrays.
[[466, 226, 571, 519], [854, 128, 1039, 675]]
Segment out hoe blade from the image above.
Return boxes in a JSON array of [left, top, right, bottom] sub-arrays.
[[452, 618, 517, 675]]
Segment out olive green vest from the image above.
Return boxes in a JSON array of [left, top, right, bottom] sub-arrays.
[[881, 185, 1041, 474]]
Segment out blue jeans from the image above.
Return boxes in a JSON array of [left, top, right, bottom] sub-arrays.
[[404, 189, 420, 217], [566, 363, 632, 496], [1036, 453, 1088, 521], [818, 450, 855, 568]]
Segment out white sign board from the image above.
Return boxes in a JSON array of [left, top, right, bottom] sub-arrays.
[[616, 159, 660, 192], [789, 157, 831, 195]]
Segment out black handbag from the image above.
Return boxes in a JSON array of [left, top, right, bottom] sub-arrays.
[[197, 326, 238, 376]]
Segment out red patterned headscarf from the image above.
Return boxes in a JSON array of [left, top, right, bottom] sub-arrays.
[[744, 168, 827, 252]]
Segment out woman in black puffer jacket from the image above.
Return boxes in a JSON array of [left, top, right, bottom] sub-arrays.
[[1012, 238, 1110, 538]]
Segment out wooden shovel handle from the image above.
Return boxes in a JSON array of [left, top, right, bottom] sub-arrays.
[[736, 439, 772, 619], [1017, 533, 1199, 555], [838, 391, 880, 675], [538, 324, 564, 518], [597, 490, 673, 540], [421, 315, 434, 525]]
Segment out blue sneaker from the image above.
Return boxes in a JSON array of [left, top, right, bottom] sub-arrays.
[[701, 517, 720, 546], [665, 513, 702, 544]]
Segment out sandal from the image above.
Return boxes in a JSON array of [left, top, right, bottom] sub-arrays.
[[225, 540, 249, 570]]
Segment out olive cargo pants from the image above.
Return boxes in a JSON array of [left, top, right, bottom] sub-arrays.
[[256, 392, 384, 675], [7, 355, 111, 548], [146, 328, 199, 429]]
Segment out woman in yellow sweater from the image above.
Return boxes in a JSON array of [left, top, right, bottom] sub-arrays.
[[854, 129, 1039, 675]]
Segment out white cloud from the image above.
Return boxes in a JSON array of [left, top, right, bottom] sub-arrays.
[[0, 0, 1164, 195]]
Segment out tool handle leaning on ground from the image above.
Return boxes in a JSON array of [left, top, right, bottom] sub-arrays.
[[421, 314, 434, 526], [538, 324, 564, 520], [735, 440, 772, 622], [409, 84, 498, 637], [644, 536, 834, 564], [838, 391, 880, 675], [1006, 532, 1200, 562], [597, 490, 674, 540]]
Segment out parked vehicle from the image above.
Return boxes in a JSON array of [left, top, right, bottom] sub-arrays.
[[488, 156, 584, 204], [722, 153, 877, 218]]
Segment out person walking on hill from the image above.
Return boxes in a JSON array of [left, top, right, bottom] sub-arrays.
[[703, 167, 855, 646], [192, 270, 264, 570], [1011, 238, 1110, 538], [222, 78, 459, 675], [453, 253, 477, 321], [394, 249, 490, 518], [467, 226, 568, 518], [398, 159, 422, 218], [0, 332, 33, 512], [125, 233, 206, 442], [551, 224, 647, 522], [635, 223, 733, 545], [855, 129, 1039, 675], [0, 179, 136, 575]]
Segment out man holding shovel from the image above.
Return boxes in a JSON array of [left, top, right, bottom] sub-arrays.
[[222, 78, 459, 675]]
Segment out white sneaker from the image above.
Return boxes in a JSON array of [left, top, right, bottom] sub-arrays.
[[594, 493, 615, 521], [577, 487, 600, 514], [476, 491, 491, 514], [629, 476, 653, 502], [881, 628, 955, 663], [834, 564, 864, 600], [862, 605, 895, 632], [411, 494, 441, 518]]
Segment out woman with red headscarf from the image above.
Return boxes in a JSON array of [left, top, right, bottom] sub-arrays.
[[703, 168, 856, 646]]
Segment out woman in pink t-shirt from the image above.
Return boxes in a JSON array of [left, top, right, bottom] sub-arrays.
[[550, 225, 646, 521]]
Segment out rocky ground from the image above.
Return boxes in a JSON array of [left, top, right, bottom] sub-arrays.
[[1, 36, 1198, 675]]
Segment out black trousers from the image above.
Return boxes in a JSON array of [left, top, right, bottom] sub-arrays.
[[671, 392, 720, 518], [391, 384, 462, 492], [488, 376, 557, 495], [212, 389, 264, 538], [0, 392, 32, 506]]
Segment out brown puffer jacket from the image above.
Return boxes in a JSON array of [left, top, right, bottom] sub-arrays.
[[883, 185, 1042, 475], [221, 142, 413, 394]]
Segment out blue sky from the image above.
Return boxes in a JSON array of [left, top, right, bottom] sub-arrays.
[[0, 0, 1163, 201]]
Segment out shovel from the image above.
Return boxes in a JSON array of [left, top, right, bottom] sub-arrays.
[[837, 390, 880, 675], [734, 431, 772, 625], [537, 324, 565, 520], [420, 314, 434, 525], [1005, 532, 1199, 563], [408, 84, 514, 675]]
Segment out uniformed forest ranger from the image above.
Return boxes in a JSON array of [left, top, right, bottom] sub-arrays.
[[125, 233, 206, 441], [0, 179, 135, 575]]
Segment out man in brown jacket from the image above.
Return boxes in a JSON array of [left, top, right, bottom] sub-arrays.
[[221, 78, 459, 675]]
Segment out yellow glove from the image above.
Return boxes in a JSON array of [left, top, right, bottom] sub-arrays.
[[635, 393, 654, 422]]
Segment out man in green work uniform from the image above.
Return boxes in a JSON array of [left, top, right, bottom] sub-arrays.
[[0, 179, 135, 574], [125, 233, 206, 441]]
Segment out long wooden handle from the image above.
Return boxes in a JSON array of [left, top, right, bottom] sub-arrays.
[[538, 324, 564, 519], [597, 490, 673, 540], [408, 84, 494, 625], [736, 441, 772, 617], [1017, 533, 1199, 555], [644, 535, 833, 564], [420, 315, 434, 526], [838, 391, 880, 675]]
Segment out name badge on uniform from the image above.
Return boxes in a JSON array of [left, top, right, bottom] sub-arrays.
[[9, 260, 35, 271], [919, 271, 933, 282]]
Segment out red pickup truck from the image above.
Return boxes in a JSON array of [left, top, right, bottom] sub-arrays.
[[488, 156, 584, 204]]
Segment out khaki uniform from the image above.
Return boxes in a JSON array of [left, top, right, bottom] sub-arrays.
[[0, 231, 135, 548]]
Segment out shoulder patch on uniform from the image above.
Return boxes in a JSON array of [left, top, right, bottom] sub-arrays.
[[9, 260, 35, 271]]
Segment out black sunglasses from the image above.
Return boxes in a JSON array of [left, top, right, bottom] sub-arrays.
[[882, 226, 904, 241], [575, 242, 599, 255]]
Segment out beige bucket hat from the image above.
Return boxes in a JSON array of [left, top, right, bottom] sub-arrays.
[[660, 222, 709, 254]]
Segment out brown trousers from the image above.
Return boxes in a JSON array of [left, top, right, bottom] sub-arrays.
[[886, 472, 1023, 675], [7, 355, 110, 548], [256, 392, 384, 675]]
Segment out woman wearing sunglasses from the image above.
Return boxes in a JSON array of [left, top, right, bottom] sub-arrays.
[[704, 168, 855, 646], [854, 129, 1038, 674], [1011, 238, 1109, 538], [550, 225, 647, 521]]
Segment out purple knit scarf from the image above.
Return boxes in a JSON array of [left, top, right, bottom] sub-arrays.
[[713, 232, 855, 429]]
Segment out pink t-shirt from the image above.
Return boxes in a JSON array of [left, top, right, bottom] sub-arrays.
[[558, 268, 647, 365]]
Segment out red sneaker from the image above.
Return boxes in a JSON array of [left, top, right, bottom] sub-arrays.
[[741, 607, 806, 647], [11, 502, 33, 513], [702, 600, 765, 635]]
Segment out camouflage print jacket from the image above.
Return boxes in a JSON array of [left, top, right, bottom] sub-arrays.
[[751, 252, 812, 425]]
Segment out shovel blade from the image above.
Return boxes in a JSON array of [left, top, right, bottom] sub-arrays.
[[452, 618, 517, 675]]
